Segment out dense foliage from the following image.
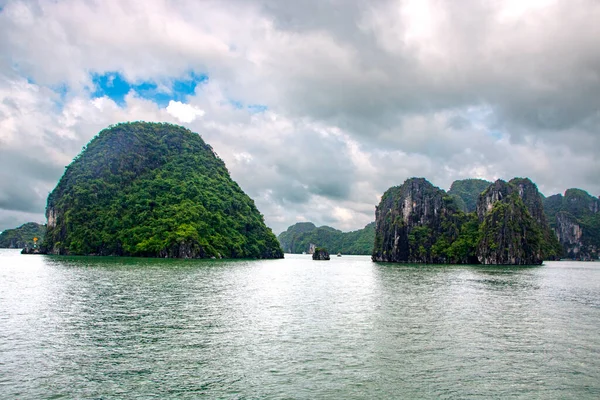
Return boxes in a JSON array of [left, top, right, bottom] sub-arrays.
[[448, 179, 491, 212], [278, 222, 375, 255], [42, 122, 283, 259], [0, 222, 46, 248]]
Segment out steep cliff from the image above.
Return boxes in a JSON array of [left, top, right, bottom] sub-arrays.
[[42, 122, 283, 259], [476, 178, 560, 264], [372, 178, 475, 263], [543, 189, 600, 260], [509, 178, 563, 259], [476, 180, 543, 264], [373, 177, 558, 265]]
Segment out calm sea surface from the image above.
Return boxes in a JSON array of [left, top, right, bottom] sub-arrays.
[[1, 249, 599, 399]]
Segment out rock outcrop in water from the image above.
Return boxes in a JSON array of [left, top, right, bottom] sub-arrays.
[[42, 122, 283, 259], [312, 247, 330, 260], [373, 177, 560, 265], [543, 189, 600, 260]]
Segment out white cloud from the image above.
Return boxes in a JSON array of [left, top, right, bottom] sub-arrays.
[[166, 100, 205, 123]]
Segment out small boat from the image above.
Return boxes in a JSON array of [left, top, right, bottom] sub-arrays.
[[337, 253, 342, 257]]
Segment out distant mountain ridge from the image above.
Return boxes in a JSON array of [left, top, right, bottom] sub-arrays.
[[278, 222, 375, 255]]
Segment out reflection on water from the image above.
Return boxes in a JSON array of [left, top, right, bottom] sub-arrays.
[[1, 250, 599, 399]]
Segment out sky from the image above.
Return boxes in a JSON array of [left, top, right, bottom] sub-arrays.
[[1, 0, 599, 234]]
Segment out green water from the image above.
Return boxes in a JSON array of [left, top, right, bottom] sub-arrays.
[[1, 249, 599, 399]]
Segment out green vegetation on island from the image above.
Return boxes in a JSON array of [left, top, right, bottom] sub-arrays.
[[0, 222, 46, 248], [448, 178, 492, 212], [42, 122, 283, 259], [278, 222, 375, 255]]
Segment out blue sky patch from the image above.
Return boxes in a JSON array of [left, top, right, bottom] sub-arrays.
[[488, 130, 503, 140], [91, 71, 208, 107], [228, 100, 244, 109], [247, 104, 268, 114], [224, 100, 268, 113]]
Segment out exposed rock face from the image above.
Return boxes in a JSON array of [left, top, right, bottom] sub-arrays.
[[510, 178, 563, 260], [475, 178, 559, 265], [312, 248, 330, 260], [47, 208, 57, 229], [554, 212, 583, 256], [544, 189, 600, 260], [372, 178, 464, 263], [476, 180, 542, 264], [476, 180, 513, 220], [373, 177, 559, 265]]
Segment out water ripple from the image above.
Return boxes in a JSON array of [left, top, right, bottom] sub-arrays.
[[0, 251, 599, 399]]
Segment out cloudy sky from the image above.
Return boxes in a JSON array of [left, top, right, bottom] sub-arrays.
[[1, 0, 599, 234]]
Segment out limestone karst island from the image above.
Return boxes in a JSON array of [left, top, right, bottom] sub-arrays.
[[40, 122, 283, 259], [277, 179, 599, 264], [2, 121, 598, 264]]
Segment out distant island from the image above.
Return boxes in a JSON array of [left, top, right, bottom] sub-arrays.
[[0, 222, 45, 249], [39, 122, 283, 259], [278, 222, 375, 255], [543, 189, 600, 260]]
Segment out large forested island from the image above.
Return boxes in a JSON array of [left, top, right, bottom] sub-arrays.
[[41, 122, 283, 259]]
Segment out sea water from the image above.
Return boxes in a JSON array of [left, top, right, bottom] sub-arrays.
[[1, 249, 599, 398]]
